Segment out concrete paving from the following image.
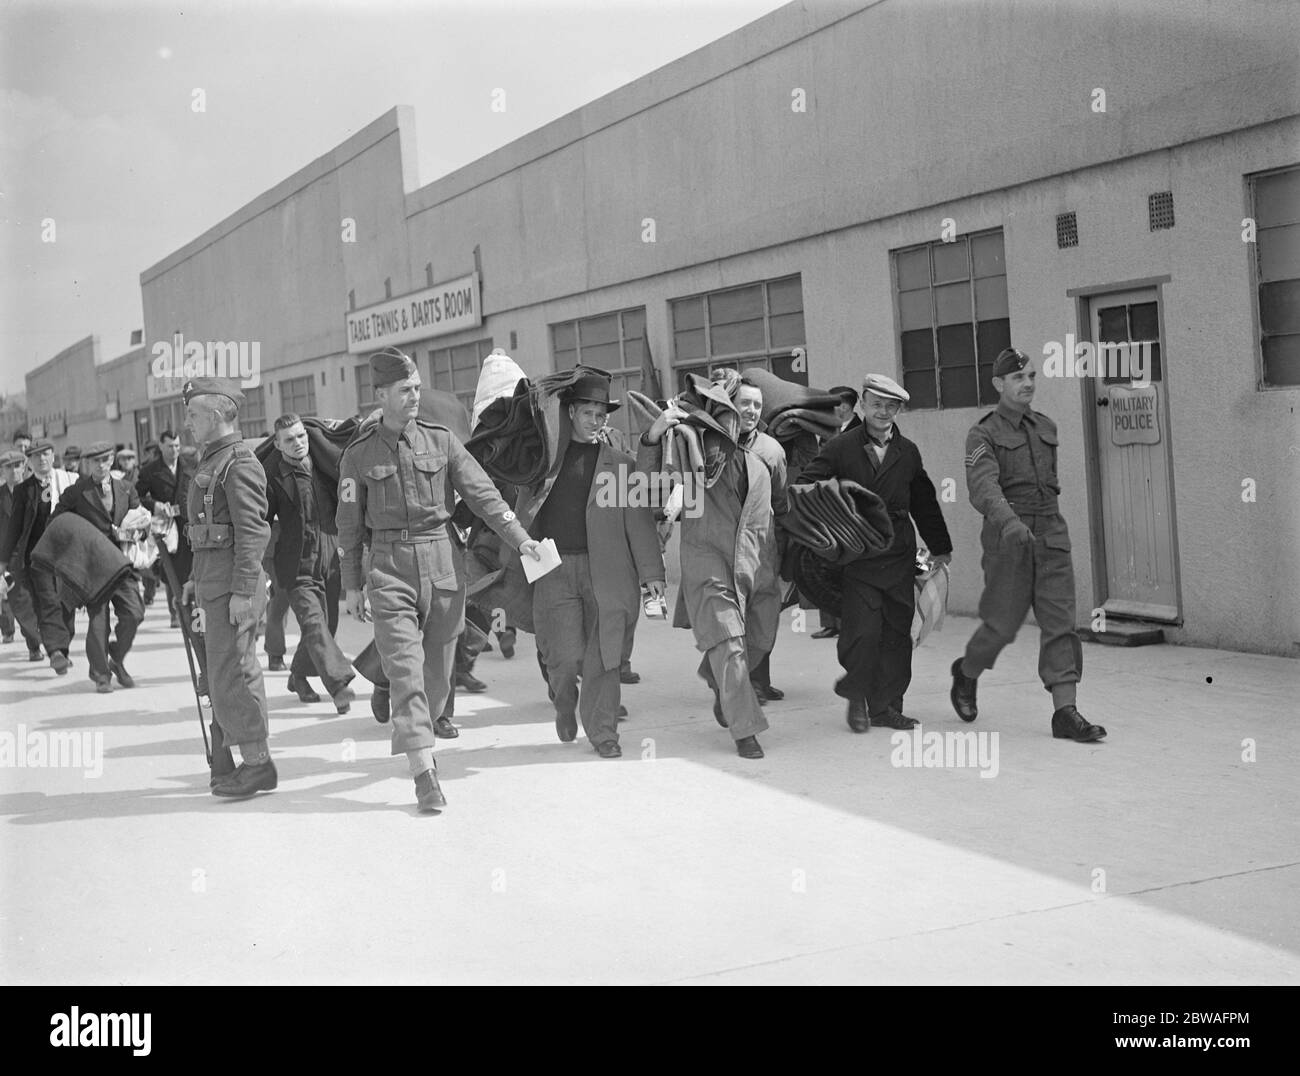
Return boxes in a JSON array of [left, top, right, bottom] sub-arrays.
[[1, 597, 1297, 985]]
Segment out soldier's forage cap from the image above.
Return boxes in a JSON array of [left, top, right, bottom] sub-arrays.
[[992, 347, 1031, 378], [370, 347, 418, 389], [26, 440, 54, 457], [0, 450, 23, 468], [861, 373, 909, 404], [62, 444, 82, 460], [84, 441, 116, 460], [182, 377, 245, 408]]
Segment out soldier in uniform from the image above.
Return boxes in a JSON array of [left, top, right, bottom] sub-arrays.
[[179, 378, 277, 796], [950, 347, 1106, 743], [337, 348, 541, 813]]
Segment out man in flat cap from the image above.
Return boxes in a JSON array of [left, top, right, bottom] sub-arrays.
[[180, 377, 277, 796], [0, 449, 40, 651], [799, 373, 952, 733], [338, 347, 543, 812], [951, 348, 1106, 743], [0, 440, 80, 669], [518, 367, 664, 757], [51, 442, 146, 692]]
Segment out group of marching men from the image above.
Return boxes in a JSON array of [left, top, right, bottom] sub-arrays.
[[0, 342, 1107, 812]]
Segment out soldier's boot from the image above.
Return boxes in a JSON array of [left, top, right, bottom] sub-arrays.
[[414, 762, 447, 813], [1052, 705, 1107, 743], [950, 658, 978, 722], [212, 758, 278, 798]]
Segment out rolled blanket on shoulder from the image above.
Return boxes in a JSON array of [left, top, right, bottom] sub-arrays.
[[31, 512, 132, 609]]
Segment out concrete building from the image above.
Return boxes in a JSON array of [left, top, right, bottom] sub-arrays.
[[116, 0, 1297, 656]]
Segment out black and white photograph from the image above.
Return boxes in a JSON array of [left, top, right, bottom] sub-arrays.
[[1, 0, 1297, 1017]]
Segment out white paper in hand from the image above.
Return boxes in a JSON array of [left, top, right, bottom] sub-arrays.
[[522, 537, 561, 583]]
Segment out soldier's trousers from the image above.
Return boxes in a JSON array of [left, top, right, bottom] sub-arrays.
[[3, 572, 44, 651], [200, 581, 271, 749], [699, 637, 769, 741], [835, 573, 915, 718], [964, 513, 1083, 691], [533, 554, 620, 747], [368, 539, 463, 754], [86, 573, 143, 685], [27, 566, 75, 656]]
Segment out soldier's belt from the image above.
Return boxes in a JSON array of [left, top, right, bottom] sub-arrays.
[[371, 528, 444, 544]]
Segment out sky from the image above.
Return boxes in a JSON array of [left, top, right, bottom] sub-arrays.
[[0, 0, 790, 397]]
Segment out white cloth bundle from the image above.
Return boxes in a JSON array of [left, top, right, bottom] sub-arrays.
[[912, 563, 950, 649], [471, 348, 528, 432]]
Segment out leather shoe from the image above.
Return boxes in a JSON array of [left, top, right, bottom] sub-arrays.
[[332, 683, 356, 715], [371, 685, 390, 724], [846, 698, 870, 733], [456, 670, 487, 693], [433, 715, 459, 739], [95, 678, 113, 694], [811, 627, 838, 639], [211, 758, 278, 798], [498, 629, 516, 660], [414, 765, 447, 812], [596, 741, 622, 758], [753, 683, 784, 702], [619, 668, 641, 684], [1051, 705, 1107, 743], [616, 704, 628, 721], [735, 735, 764, 759], [870, 707, 918, 730], [50, 651, 69, 673], [712, 695, 728, 728], [950, 658, 978, 722], [288, 674, 320, 703], [267, 656, 287, 672], [556, 711, 578, 743], [109, 656, 135, 688]]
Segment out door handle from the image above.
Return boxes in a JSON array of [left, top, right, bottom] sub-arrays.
[[1096, 397, 1109, 407]]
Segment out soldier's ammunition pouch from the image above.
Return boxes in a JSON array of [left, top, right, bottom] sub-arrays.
[[188, 523, 233, 550]]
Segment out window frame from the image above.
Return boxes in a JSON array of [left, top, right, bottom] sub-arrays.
[[1247, 163, 1300, 390], [426, 337, 494, 417]]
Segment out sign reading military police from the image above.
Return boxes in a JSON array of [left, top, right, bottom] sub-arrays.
[[345, 272, 481, 354], [1109, 384, 1160, 446]]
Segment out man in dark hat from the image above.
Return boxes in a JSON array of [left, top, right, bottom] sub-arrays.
[[51, 442, 146, 693], [517, 367, 664, 757], [338, 347, 543, 812], [951, 348, 1106, 743], [61, 444, 83, 476], [0, 440, 79, 668], [0, 449, 40, 650], [179, 378, 276, 796], [799, 373, 952, 733]]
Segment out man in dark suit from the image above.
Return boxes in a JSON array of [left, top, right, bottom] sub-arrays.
[[0, 440, 79, 670], [799, 374, 952, 732], [264, 413, 355, 713], [810, 386, 864, 640], [51, 442, 145, 692], [136, 429, 192, 629], [0, 449, 41, 651]]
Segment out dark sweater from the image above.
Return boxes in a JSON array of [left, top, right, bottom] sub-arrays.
[[532, 441, 599, 553]]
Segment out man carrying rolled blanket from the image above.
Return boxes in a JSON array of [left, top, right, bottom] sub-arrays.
[[797, 374, 952, 733]]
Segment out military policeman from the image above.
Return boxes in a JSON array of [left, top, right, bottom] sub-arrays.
[[950, 347, 1106, 743], [179, 378, 277, 796], [337, 348, 541, 813]]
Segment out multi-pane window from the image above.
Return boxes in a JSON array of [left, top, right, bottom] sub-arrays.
[[1250, 165, 1300, 387], [241, 385, 269, 438], [894, 230, 1010, 409], [551, 308, 648, 440], [1096, 301, 1163, 385], [670, 275, 807, 391], [354, 364, 377, 418], [278, 376, 316, 420], [428, 337, 493, 416]]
